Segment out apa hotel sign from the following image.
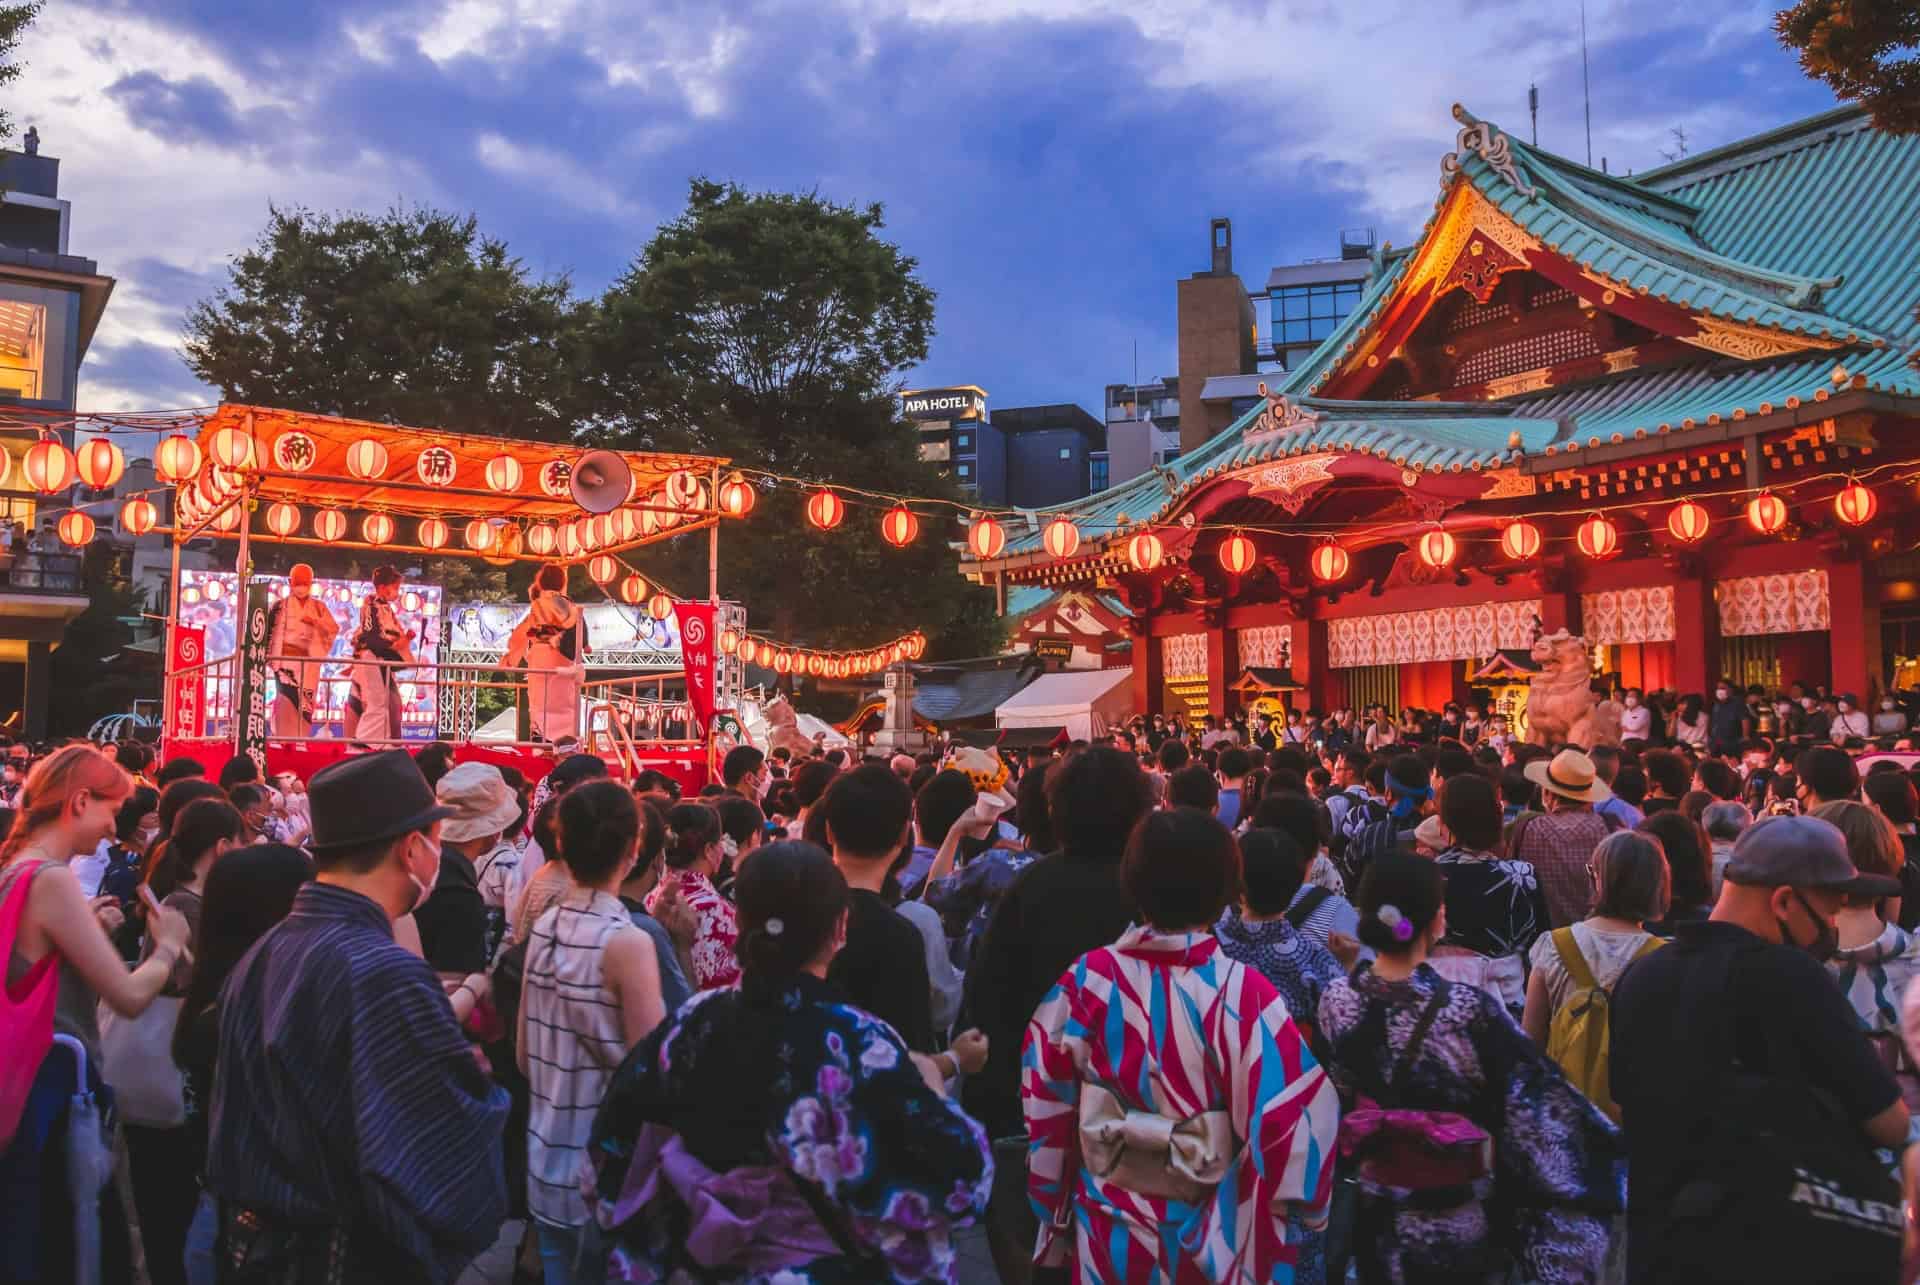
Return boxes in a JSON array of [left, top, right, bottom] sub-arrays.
[[901, 386, 986, 421]]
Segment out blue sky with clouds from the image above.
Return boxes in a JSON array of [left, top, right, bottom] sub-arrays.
[[22, 0, 1838, 416]]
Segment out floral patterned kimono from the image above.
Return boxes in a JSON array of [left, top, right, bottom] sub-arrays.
[[646, 869, 739, 991], [1022, 925, 1340, 1283], [586, 975, 993, 1283]]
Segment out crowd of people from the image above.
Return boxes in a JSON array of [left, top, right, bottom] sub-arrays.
[[1, 677, 1918, 1284]]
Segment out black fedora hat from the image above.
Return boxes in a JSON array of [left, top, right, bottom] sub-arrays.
[[306, 749, 453, 854]]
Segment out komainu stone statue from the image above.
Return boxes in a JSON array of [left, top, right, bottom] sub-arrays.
[[1527, 629, 1622, 748]]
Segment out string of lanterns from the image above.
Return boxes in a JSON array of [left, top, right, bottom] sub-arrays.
[[719, 626, 927, 678]]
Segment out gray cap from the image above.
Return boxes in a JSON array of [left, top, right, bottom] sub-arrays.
[[1722, 813, 1902, 897]]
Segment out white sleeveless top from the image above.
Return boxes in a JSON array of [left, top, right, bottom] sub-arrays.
[[523, 887, 635, 1227]]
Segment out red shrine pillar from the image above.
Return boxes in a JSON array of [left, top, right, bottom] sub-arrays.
[[1206, 614, 1234, 718], [1670, 573, 1720, 696], [1131, 623, 1163, 718], [1829, 560, 1882, 700], [1292, 617, 1328, 713]]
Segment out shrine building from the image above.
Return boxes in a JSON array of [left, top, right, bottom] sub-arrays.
[[961, 104, 1920, 721]]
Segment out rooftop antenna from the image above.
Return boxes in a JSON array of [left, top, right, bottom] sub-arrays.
[[1529, 84, 1540, 146], [1580, 0, 1593, 167]]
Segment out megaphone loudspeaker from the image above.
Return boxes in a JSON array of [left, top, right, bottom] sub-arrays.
[[570, 450, 634, 515]]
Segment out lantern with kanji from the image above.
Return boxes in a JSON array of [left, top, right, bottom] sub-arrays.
[[1310, 540, 1349, 583], [588, 555, 618, 584], [1747, 492, 1788, 535], [719, 627, 740, 656], [618, 573, 646, 605], [665, 470, 702, 510], [23, 439, 73, 493], [967, 514, 1005, 560], [56, 510, 94, 546], [265, 502, 300, 538], [1043, 517, 1082, 561], [1500, 520, 1542, 561], [1418, 528, 1457, 569], [75, 439, 124, 490], [209, 425, 257, 471], [314, 509, 348, 543], [1667, 500, 1711, 544], [155, 434, 202, 484], [418, 516, 449, 550], [1835, 480, 1877, 527], [415, 446, 457, 488], [647, 592, 673, 622], [806, 489, 845, 531], [464, 518, 496, 552], [119, 496, 157, 536], [1127, 530, 1164, 573], [272, 430, 316, 473], [362, 513, 396, 546], [345, 438, 390, 481], [1575, 513, 1619, 559], [1218, 532, 1257, 575], [718, 473, 755, 518], [881, 506, 919, 548], [484, 453, 523, 493]]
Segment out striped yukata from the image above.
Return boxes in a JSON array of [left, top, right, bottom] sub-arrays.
[[1022, 925, 1340, 1283], [523, 888, 637, 1232]]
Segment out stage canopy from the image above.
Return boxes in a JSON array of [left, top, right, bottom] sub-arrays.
[[996, 666, 1133, 743]]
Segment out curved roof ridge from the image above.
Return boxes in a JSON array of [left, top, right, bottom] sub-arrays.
[[1634, 104, 1872, 188]]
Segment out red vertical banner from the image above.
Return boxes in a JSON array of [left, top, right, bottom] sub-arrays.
[[674, 602, 717, 736], [168, 625, 207, 751]]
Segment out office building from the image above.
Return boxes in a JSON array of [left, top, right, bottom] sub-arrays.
[[901, 387, 1104, 508]]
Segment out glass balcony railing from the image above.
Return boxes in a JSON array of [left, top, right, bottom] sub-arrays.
[[0, 551, 82, 593]]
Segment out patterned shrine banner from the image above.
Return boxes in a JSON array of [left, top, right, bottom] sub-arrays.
[[1581, 586, 1676, 645], [1236, 624, 1294, 669], [1163, 631, 1209, 680], [1327, 600, 1541, 669], [1717, 570, 1831, 637]]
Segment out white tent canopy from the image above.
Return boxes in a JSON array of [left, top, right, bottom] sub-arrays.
[[996, 667, 1133, 743]]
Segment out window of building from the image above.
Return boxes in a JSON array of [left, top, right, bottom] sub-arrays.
[[1154, 448, 1182, 467], [1272, 280, 1364, 349], [957, 462, 971, 479], [0, 284, 73, 405], [1089, 453, 1109, 493], [955, 432, 972, 452], [1058, 447, 1071, 461]]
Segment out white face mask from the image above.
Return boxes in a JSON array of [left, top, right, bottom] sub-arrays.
[[1625, 697, 1639, 708], [403, 832, 440, 913], [1839, 702, 1852, 713], [1716, 689, 1730, 700]]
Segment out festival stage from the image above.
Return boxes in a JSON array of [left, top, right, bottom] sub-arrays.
[[165, 737, 709, 794]]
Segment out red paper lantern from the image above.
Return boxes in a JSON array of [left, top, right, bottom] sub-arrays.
[[1667, 500, 1711, 544], [1574, 513, 1618, 559], [806, 489, 845, 530], [265, 502, 300, 538], [314, 509, 348, 543], [1418, 528, 1457, 569], [1309, 540, 1349, 583], [1218, 532, 1257, 575], [1127, 530, 1164, 573], [647, 592, 673, 622], [881, 506, 918, 547], [119, 496, 157, 535], [56, 510, 94, 546], [1500, 520, 1542, 561], [719, 627, 739, 656], [739, 638, 761, 666], [617, 573, 647, 604], [587, 554, 618, 584], [418, 516, 449, 550], [208, 425, 257, 471], [525, 523, 557, 556], [75, 439, 125, 489], [362, 513, 396, 545], [665, 470, 700, 509], [774, 648, 794, 675], [718, 474, 755, 518], [23, 439, 74, 493], [967, 514, 1005, 560], [213, 504, 241, 532], [1746, 492, 1788, 535], [1043, 517, 1082, 561], [806, 653, 825, 677], [485, 454, 523, 493], [1835, 480, 1877, 526], [155, 434, 202, 484], [345, 438, 389, 480], [464, 518, 497, 552], [907, 631, 927, 659]]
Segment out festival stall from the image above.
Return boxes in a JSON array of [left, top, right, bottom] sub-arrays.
[[995, 666, 1134, 743]]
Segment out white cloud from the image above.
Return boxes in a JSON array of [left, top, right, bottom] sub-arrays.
[[474, 131, 631, 215]]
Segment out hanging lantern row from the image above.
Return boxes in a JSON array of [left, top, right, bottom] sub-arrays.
[[719, 628, 928, 676]]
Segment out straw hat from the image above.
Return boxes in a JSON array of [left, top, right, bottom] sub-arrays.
[[1523, 748, 1612, 804]]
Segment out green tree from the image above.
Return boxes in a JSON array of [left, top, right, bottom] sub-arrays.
[[1777, 0, 1920, 132], [593, 181, 1000, 660], [0, 4, 39, 147], [184, 206, 594, 438]]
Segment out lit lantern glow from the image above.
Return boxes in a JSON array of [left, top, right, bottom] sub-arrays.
[[119, 497, 157, 535], [572, 516, 598, 552], [1310, 540, 1350, 583], [1418, 528, 1457, 569], [485, 454, 523, 493], [774, 649, 794, 675], [618, 573, 647, 604], [1834, 480, 1877, 526], [272, 431, 316, 473], [209, 425, 257, 471], [362, 513, 396, 546], [465, 519, 497, 552], [345, 438, 390, 481], [526, 523, 557, 556], [402, 591, 422, 613], [265, 502, 300, 538], [23, 439, 74, 493], [1575, 513, 1619, 559], [806, 489, 845, 530], [588, 554, 618, 584], [1667, 500, 1711, 544], [613, 508, 642, 543], [1127, 530, 1164, 573], [967, 514, 1005, 560], [718, 474, 755, 518], [647, 592, 674, 622], [75, 439, 125, 489], [806, 653, 825, 677], [56, 511, 94, 546], [1218, 532, 1257, 575], [1500, 520, 1542, 561], [213, 504, 241, 532], [665, 470, 701, 510], [1043, 517, 1082, 561], [314, 509, 348, 542], [738, 639, 760, 666], [204, 579, 225, 601], [1746, 492, 1788, 535], [907, 631, 927, 659], [415, 446, 457, 488], [591, 512, 619, 548], [558, 524, 584, 560], [155, 435, 202, 484], [418, 516, 449, 550], [719, 627, 739, 655], [881, 506, 919, 548]]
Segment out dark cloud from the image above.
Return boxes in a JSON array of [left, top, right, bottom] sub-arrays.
[[104, 71, 294, 151]]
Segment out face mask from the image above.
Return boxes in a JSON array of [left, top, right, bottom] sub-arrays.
[[1716, 689, 1730, 700], [1776, 890, 1838, 963], [1802, 698, 1816, 711], [1625, 697, 1639, 708], [1777, 704, 1792, 716], [1884, 702, 1896, 712], [403, 832, 440, 913], [1839, 702, 1852, 713]]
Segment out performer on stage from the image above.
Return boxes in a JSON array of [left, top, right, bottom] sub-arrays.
[[347, 565, 415, 745], [503, 564, 585, 746], [266, 563, 339, 738]]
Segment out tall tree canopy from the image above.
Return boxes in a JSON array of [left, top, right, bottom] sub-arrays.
[[184, 207, 593, 439], [1777, 0, 1920, 133]]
